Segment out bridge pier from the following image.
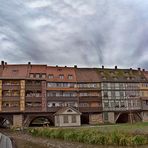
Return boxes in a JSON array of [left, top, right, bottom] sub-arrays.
[[13, 114, 23, 128]]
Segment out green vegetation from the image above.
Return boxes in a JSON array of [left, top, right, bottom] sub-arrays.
[[27, 123, 148, 146]]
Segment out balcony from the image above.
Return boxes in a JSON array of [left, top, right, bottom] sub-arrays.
[[2, 96, 20, 101], [47, 107, 62, 112], [1, 106, 20, 112], [25, 106, 42, 112], [2, 85, 20, 90], [103, 106, 142, 111], [141, 97, 148, 100], [79, 96, 102, 102], [142, 104, 148, 110], [78, 87, 100, 91], [25, 84, 42, 90], [25, 97, 42, 102], [79, 107, 102, 113], [47, 96, 78, 102]]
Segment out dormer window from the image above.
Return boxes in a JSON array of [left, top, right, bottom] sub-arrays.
[[48, 74, 54, 79], [29, 73, 34, 78], [36, 73, 40, 78], [42, 74, 46, 78], [59, 74, 64, 79], [68, 75, 73, 80]]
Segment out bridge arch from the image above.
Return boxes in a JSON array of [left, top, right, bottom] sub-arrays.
[[0, 115, 13, 128], [116, 113, 128, 123], [26, 116, 54, 127]]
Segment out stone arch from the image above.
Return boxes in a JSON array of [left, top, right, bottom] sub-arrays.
[[24, 115, 54, 127], [116, 113, 129, 123], [0, 115, 13, 128]]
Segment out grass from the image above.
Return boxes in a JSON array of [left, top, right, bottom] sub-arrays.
[[27, 122, 148, 146]]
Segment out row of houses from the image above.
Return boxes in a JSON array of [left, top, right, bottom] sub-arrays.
[[0, 61, 148, 127]]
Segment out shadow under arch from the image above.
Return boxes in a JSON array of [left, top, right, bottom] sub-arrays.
[[0, 116, 13, 128], [29, 116, 54, 127], [116, 113, 129, 123]]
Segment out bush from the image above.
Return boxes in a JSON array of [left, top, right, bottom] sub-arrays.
[[131, 135, 147, 145]]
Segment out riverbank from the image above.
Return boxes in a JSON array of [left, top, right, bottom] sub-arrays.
[[28, 122, 148, 146]]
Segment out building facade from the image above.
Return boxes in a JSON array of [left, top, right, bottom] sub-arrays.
[[0, 61, 148, 127]]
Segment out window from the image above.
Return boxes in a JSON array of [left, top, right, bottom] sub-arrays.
[[104, 112, 108, 121], [104, 102, 109, 107], [68, 75, 73, 80], [59, 74, 64, 79], [71, 115, 76, 123], [42, 74, 46, 78], [146, 100, 148, 105], [63, 115, 68, 123], [67, 109, 72, 112], [103, 83, 108, 89], [36, 73, 40, 78], [104, 91, 108, 98], [29, 73, 34, 78], [111, 91, 115, 97], [120, 91, 124, 98], [48, 74, 54, 79]]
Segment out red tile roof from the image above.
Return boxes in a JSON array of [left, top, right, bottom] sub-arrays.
[[47, 66, 77, 82]]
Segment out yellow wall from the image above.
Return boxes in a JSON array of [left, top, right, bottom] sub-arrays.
[[0, 80, 2, 112], [20, 80, 25, 111]]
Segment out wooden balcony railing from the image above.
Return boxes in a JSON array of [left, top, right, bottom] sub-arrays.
[[25, 106, 42, 112], [47, 96, 78, 102], [2, 85, 20, 90], [78, 87, 100, 91], [79, 107, 102, 113], [103, 106, 142, 111], [1, 106, 20, 112], [79, 96, 102, 102], [2, 96, 20, 101], [25, 84, 42, 90], [25, 97, 42, 102]]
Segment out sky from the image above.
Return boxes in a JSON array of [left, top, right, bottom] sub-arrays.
[[0, 0, 148, 69]]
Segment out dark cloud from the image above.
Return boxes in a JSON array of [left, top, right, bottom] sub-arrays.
[[0, 0, 148, 68]]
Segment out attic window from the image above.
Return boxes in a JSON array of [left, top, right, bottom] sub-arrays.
[[67, 109, 72, 112], [59, 74, 64, 79], [30, 73, 34, 78], [68, 75, 73, 80], [48, 74, 54, 79]]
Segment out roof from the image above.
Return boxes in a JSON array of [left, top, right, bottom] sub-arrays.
[[47, 66, 77, 82], [75, 68, 101, 82], [96, 68, 147, 82], [0, 64, 29, 79], [54, 107, 81, 115]]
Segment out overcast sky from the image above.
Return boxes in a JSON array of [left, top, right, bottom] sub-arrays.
[[0, 0, 148, 68]]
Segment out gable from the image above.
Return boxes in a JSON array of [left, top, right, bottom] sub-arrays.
[[55, 107, 81, 115]]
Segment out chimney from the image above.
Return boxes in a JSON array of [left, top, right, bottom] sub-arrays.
[[138, 68, 141, 74], [28, 62, 31, 65], [74, 65, 77, 68], [130, 68, 132, 74], [102, 65, 104, 69], [115, 66, 117, 69], [1, 61, 5, 69], [143, 69, 145, 72]]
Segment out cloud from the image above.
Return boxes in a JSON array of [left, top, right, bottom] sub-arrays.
[[0, 0, 148, 68]]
